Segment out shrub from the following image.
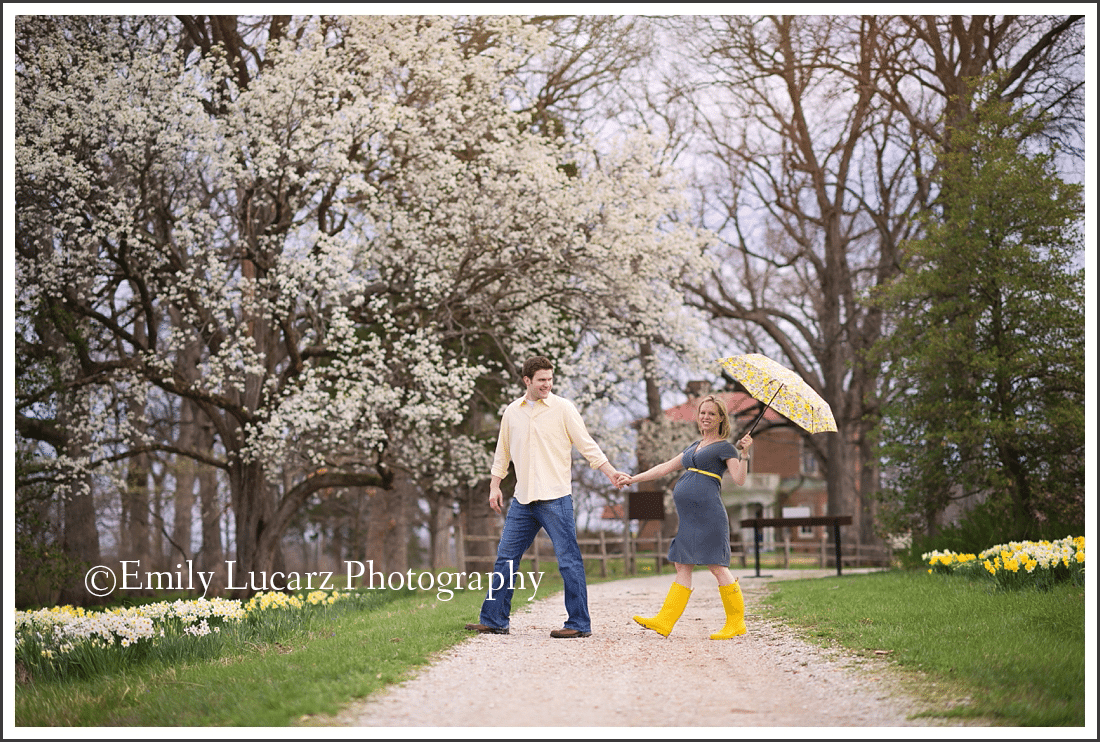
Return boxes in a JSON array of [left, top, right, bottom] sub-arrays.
[[901, 497, 1084, 570]]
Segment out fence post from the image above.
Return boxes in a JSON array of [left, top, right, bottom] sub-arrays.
[[752, 522, 762, 576], [456, 519, 466, 573], [598, 530, 608, 578], [622, 507, 632, 575], [783, 530, 790, 569], [833, 520, 843, 576]]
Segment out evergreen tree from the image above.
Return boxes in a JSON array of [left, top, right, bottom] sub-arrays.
[[872, 79, 1085, 539]]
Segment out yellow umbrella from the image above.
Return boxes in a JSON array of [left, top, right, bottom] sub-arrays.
[[718, 353, 837, 435]]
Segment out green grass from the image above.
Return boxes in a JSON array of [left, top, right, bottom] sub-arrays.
[[761, 570, 1087, 726], [15, 570, 571, 726], [15, 586, 482, 725]]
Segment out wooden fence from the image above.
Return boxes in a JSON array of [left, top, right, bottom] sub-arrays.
[[461, 528, 892, 576], [462, 531, 627, 578]]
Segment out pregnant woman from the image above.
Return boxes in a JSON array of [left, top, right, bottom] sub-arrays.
[[618, 394, 753, 639]]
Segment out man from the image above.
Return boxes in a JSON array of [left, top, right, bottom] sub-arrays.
[[465, 356, 625, 638]]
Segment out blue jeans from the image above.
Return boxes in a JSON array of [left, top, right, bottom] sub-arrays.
[[478, 495, 590, 632]]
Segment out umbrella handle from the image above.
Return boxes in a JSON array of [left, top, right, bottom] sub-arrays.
[[738, 385, 783, 439]]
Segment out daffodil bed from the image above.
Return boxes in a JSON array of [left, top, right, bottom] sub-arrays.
[[923, 535, 1085, 590], [14, 589, 394, 682]]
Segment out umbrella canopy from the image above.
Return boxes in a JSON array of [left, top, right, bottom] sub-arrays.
[[718, 354, 837, 435]]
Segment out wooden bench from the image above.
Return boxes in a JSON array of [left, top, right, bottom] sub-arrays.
[[739, 516, 854, 576]]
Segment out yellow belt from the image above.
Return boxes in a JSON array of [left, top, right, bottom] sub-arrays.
[[688, 467, 722, 482]]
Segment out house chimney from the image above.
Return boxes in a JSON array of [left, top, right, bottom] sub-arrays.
[[685, 380, 710, 398]]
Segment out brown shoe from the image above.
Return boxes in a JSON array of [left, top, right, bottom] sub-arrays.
[[550, 628, 591, 638], [464, 623, 509, 635]]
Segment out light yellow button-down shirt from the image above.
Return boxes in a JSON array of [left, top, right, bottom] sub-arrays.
[[490, 392, 609, 504]]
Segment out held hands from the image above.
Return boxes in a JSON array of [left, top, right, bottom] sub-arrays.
[[737, 434, 754, 454], [609, 470, 631, 490]]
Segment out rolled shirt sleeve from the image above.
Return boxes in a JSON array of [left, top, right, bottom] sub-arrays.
[[562, 397, 609, 471], [490, 407, 513, 481]]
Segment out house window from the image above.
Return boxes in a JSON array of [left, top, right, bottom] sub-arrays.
[[800, 442, 818, 476], [799, 522, 814, 538]]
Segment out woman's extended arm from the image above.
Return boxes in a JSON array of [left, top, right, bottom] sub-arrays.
[[622, 454, 684, 486]]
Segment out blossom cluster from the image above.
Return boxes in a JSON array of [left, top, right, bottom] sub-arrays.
[[16, 604, 157, 651], [245, 591, 305, 613], [184, 619, 217, 637], [923, 535, 1085, 589], [923, 550, 979, 572], [243, 589, 350, 613], [15, 597, 243, 660], [131, 596, 248, 624], [15, 590, 354, 678]]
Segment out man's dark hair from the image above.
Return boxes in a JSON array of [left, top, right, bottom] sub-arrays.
[[521, 356, 554, 381]]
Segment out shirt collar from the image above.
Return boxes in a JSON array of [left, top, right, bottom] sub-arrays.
[[523, 392, 554, 407]]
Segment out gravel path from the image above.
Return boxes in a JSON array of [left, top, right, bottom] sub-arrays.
[[312, 568, 968, 728]]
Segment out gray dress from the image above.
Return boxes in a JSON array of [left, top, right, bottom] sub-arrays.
[[666, 440, 740, 566]]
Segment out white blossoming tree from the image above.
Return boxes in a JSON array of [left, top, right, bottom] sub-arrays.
[[16, 15, 709, 592]]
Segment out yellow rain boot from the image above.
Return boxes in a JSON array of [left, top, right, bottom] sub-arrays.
[[710, 580, 747, 639], [633, 582, 691, 637]]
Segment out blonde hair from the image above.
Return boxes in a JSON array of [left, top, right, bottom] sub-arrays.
[[697, 395, 732, 440]]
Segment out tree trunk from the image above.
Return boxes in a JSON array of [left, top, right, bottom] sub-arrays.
[[858, 423, 881, 545], [56, 390, 102, 606], [363, 480, 412, 575], [227, 458, 277, 595], [197, 457, 225, 596], [364, 487, 388, 573], [428, 494, 457, 570], [171, 406, 197, 563], [172, 463, 196, 562], [389, 479, 413, 574], [122, 451, 150, 568], [150, 465, 168, 570]]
